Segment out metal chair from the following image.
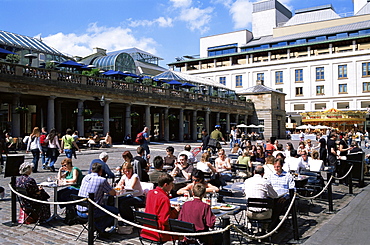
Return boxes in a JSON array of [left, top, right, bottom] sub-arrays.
[[134, 211, 165, 245], [70, 194, 91, 241], [15, 187, 42, 231], [231, 164, 251, 182], [246, 198, 274, 236]]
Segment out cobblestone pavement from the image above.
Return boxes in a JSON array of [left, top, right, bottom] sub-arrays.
[[0, 140, 367, 244]]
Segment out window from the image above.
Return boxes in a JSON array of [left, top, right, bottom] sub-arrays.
[[339, 84, 347, 93], [275, 71, 283, 84], [295, 87, 303, 96], [294, 104, 305, 110], [257, 73, 264, 82], [315, 103, 326, 110], [362, 63, 370, 77], [338, 65, 347, 78], [316, 85, 324, 95], [363, 82, 370, 92], [295, 69, 303, 82], [235, 75, 242, 87], [219, 77, 226, 85], [316, 67, 324, 80]]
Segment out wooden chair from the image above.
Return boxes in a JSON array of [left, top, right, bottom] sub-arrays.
[[168, 218, 200, 245], [246, 198, 274, 236], [16, 187, 42, 231], [134, 211, 165, 245]]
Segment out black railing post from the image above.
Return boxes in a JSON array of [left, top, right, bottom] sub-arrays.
[[88, 193, 95, 245], [327, 172, 334, 213], [348, 163, 353, 194], [221, 216, 230, 245], [289, 189, 299, 241], [11, 176, 17, 224]]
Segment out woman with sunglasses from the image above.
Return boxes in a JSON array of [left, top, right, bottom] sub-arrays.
[[57, 158, 83, 224], [177, 169, 218, 196], [215, 148, 232, 186]]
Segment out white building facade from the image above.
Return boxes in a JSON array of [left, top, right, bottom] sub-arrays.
[[168, 0, 370, 127]]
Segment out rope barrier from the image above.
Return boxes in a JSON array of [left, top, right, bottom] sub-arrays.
[[8, 183, 86, 205], [296, 176, 333, 200], [88, 198, 231, 237], [231, 192, 297, 240], [332, 165, 353, 180]]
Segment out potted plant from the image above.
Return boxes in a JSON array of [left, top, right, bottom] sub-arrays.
[[6, 54, 20, 64], [15, 106, 29, 113], [168, 114, 177, 121], [131, 112, 140, 118]]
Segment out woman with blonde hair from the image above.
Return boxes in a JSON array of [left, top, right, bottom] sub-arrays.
[[26, 127, 42, 173], [196, 152, 216, 174], [236, 150, 251, 170], [117, 161, 145, 222]]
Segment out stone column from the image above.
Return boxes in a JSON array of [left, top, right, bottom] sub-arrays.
[[11, 94, 20, 137], [226, 113, 230, 133], [103, 101, 110, 135], [125, 104, 131, 138], [164, 108, 169, 141], [77, 100, 84, 137], [47, 96, 56, 130], [179, 108, 184, 142], [205, 109, 210, 133], [235, 114, 239, 125], [192, 110, 197, 141], [145, 105, 151, 133], [244, 115, 248, 125], [216, 112, 220, 125], [56, 101, 62, 133]]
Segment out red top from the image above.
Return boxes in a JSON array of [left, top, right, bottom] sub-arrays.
[[140, 186, 178, 241], [178, 198, 216, 232]]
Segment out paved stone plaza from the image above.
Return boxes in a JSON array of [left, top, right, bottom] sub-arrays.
[[0, 141, 367, 244]]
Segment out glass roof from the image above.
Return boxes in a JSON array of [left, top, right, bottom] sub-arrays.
[[0, 30, 63, 55], [92, 53, 136, 74]]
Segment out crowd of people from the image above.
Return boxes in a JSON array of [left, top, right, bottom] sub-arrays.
[[3, 125, 369, 243]]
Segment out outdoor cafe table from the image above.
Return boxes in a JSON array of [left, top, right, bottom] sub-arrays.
[[222, 182, 245, 195], [293, 175, 309, 188], [170, 197, 240, 218], [38, 181, 74, 222], [112, 189, 139, 230]]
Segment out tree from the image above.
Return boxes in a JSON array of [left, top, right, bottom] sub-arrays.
[[6, 54, 20, 64], [125, 76, 134, 83]]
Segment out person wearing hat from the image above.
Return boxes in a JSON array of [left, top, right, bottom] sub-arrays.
[[210, 125, 226, 148], [16, 162, 51, 223]]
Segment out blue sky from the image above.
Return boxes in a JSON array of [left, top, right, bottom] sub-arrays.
[[1, 0, 354, 68]]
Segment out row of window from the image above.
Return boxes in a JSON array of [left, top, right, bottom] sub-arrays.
[[218, 62, 370, 90], [240, 29, 370, 52]]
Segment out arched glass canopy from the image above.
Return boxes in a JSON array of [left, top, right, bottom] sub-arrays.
[[92, 52, 136, 74]]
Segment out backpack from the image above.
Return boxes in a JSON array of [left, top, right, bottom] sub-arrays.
[[135, 132, 145, 145], [40, 134, 47, 146]]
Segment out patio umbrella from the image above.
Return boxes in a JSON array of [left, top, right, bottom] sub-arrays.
[[0, 47, 16, 56], [236, 124, 248, 128], [296, 125, 310, 129], [57, 60, 84, 68], [181, 82, 196, 88], [123, 72, 139, 78], [167, 80, 182, 85]]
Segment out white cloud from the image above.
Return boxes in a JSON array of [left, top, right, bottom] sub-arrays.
[[170, 0, 192, 8], [178, 6, 214, 33], [229, 0, 253, 29], [41, 23, 158, 58], [128, 17, 173, 28]]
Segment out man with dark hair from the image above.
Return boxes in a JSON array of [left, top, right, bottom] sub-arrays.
[[201, 129, 210, 152], [141, 173, 179, 242], [171, 154, 194, 180], [77, 162, 118, 239], [149, 156, 165, 184], [178, 144, 196, 164], [133, 146, 150, 182]]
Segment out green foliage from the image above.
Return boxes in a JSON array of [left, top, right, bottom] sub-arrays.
[[82, 68, 100, 77], [142, 78, 152, 86], [46, 61, 56, 70], [130, 112, 140, 117], [212, 91, 218, 97], [162, 83, 170, 89], [189, 87, 195, 93], [125, 76, 134, 83], [6, 54, 20, 64]]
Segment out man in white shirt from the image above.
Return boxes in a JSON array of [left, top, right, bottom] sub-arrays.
[[178, 144, 196, 164], [245, 165, 278, 221]]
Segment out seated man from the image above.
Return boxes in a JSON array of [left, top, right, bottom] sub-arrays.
[[171, 154, 194, 180], [88, 152, 115, 178], [149, 156, 165, 184], [179, 183, 221, 245], [244, 165, 278, 230], [177, 144, 197, 164], [141, 173, 179, 242], [77, 162, 118, 239], [266, 158, 295, 229], [177, 170, 218, 196]]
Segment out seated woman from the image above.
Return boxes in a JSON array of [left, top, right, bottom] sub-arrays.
[[297, 141, 306, 156], [196, 152, 216, 174], [231, 143, 243, 155], [177, 170, 218, 196], [88, 131, 100, 147], [164, 146, 177, 169], [56, 158, 83, 224], [236, 151, 251, 170], [215, 149, 232, 186], [16, 162, 51, 223], [117, 162, 145, 222], [255, 146, 265, 164]]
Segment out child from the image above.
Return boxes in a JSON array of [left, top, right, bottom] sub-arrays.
[[178, 183, 220, 245]]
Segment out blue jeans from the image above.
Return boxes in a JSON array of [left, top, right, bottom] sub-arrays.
[[41, 146, 48, 166], [78, 205, 119, 232], [64, 149, 73, 159], [31, 149, 40, 172]]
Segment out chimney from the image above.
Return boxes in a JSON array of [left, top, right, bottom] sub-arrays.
[[93, 47, 107, 55]]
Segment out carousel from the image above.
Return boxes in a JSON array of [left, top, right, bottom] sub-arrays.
[[300, 108, 367, 132]]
